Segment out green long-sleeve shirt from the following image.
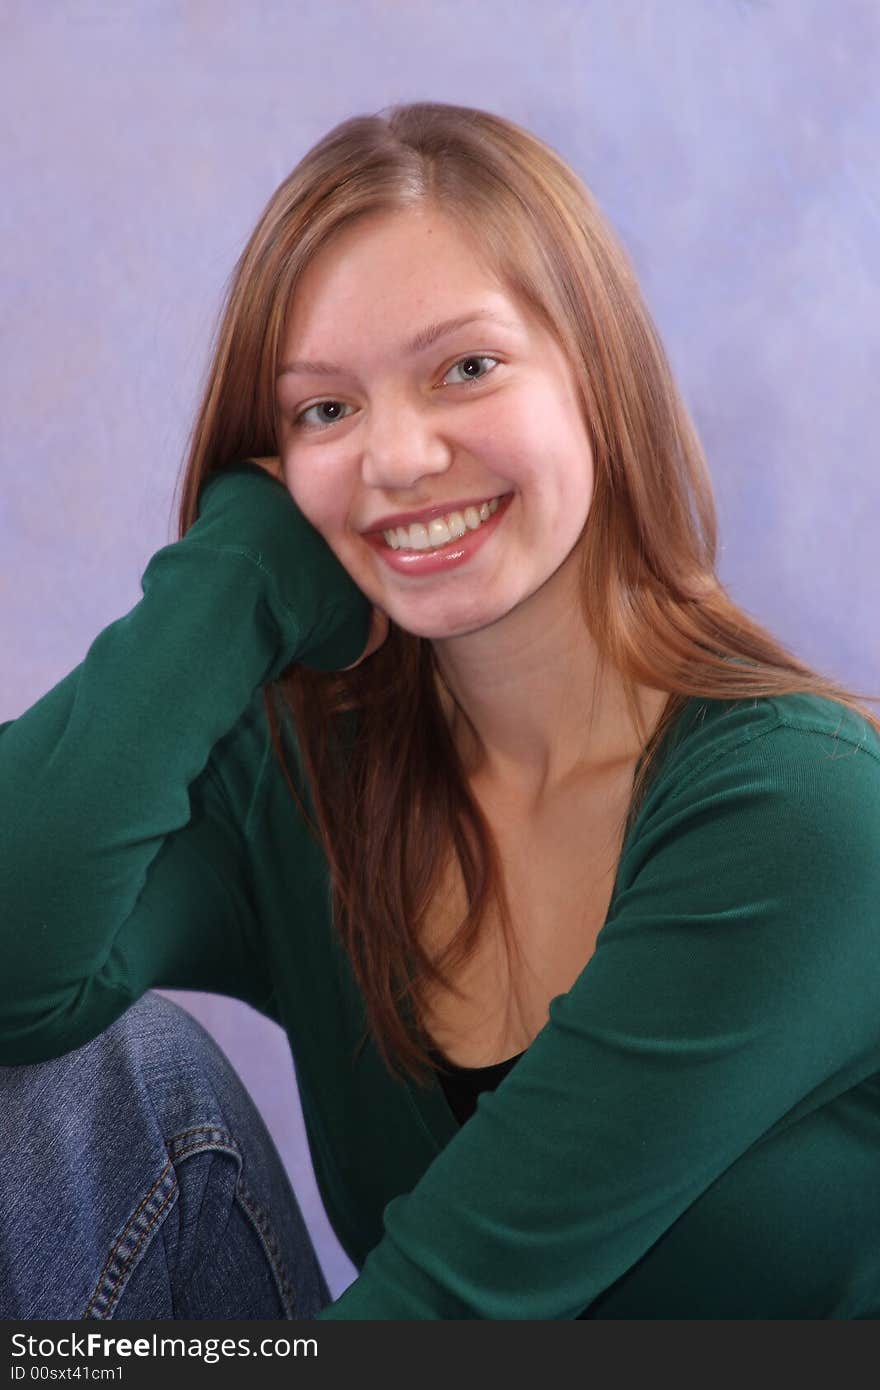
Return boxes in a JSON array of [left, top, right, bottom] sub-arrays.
[[2, 461, 879, 1319]]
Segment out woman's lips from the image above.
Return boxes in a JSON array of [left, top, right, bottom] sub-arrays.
[[365, 493, 506, 534], [364, 492, 514, 577]]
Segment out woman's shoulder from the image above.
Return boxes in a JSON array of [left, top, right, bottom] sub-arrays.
[[663, 688, 879, 775], [616, 688, 880, 950], [648, 689, 880, 839]]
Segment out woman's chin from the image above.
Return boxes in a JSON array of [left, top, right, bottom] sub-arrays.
[[386, 598, 515, 643]]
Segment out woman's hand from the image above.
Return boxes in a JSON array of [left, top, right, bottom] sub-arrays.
[[249, 457, 389, 671]]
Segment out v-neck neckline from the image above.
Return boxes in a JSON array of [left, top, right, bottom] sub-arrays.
[[402, 692, 706, 1149]]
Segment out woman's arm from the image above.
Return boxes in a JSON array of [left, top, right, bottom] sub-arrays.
[[316, 704, 880, 1319], [0, 462, 371, 1064]]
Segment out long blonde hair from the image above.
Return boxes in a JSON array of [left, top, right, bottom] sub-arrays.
[[177, 101, 879, 1084]]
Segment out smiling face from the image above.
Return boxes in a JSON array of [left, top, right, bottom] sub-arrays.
[[274, 204, 595, 640]]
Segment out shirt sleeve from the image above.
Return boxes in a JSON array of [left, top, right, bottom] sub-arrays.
[[0, 462, 371, 1064], [317, 710, 880, 1318]]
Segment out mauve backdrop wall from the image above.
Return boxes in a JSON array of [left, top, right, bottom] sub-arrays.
[[2, 0, 878, 1300]]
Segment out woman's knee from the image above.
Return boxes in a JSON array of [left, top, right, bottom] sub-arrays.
[[0, 992, 330, 1319]]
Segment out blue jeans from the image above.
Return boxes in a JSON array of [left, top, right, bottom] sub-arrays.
[[0, 992, 333, 1319]]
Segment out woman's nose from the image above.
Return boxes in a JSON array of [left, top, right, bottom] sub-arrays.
[[360, 401, 451, 492]]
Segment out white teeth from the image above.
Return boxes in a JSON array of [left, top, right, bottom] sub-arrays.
[[382, 496, 504, 552]]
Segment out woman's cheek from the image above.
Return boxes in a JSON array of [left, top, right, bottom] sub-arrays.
[[282, 465, 323, 527]]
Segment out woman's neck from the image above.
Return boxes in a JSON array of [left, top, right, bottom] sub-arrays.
[[431, 560, 664, 812]]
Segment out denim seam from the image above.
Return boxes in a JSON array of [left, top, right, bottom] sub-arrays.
[[169, 1126, 299, 1316], [83, 1127, 234, 1319], [83, 1161, 178, 1319], [168, 1125, 241, 1164], [84, 1123, 300, 1320], [234, 1176, 298, 1318]]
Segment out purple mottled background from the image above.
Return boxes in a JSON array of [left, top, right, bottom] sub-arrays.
[[2, 0, 878, 1298]]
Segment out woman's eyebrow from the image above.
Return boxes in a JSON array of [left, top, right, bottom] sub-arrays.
[[276, 310, 520, 378]]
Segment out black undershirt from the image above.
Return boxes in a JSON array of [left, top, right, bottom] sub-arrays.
[[428, 1045, 525, 1125]]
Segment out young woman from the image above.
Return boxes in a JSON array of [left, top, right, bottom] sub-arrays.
[[2, 101, 879, 1321]]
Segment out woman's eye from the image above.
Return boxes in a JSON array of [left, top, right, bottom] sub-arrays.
[[291, 355, 500, 432], [443, 354, 500, 387], [293, 399, 353, 432]]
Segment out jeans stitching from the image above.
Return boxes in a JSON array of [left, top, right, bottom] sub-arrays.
[[83, 1125, 300, 1320], [83, 1162, 178, 1319], [168, 1128, 300, 1318], [167, 1126, 241, 1165], [234, 1176, 298, 1318], [83, 1129, 231, 1319]]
